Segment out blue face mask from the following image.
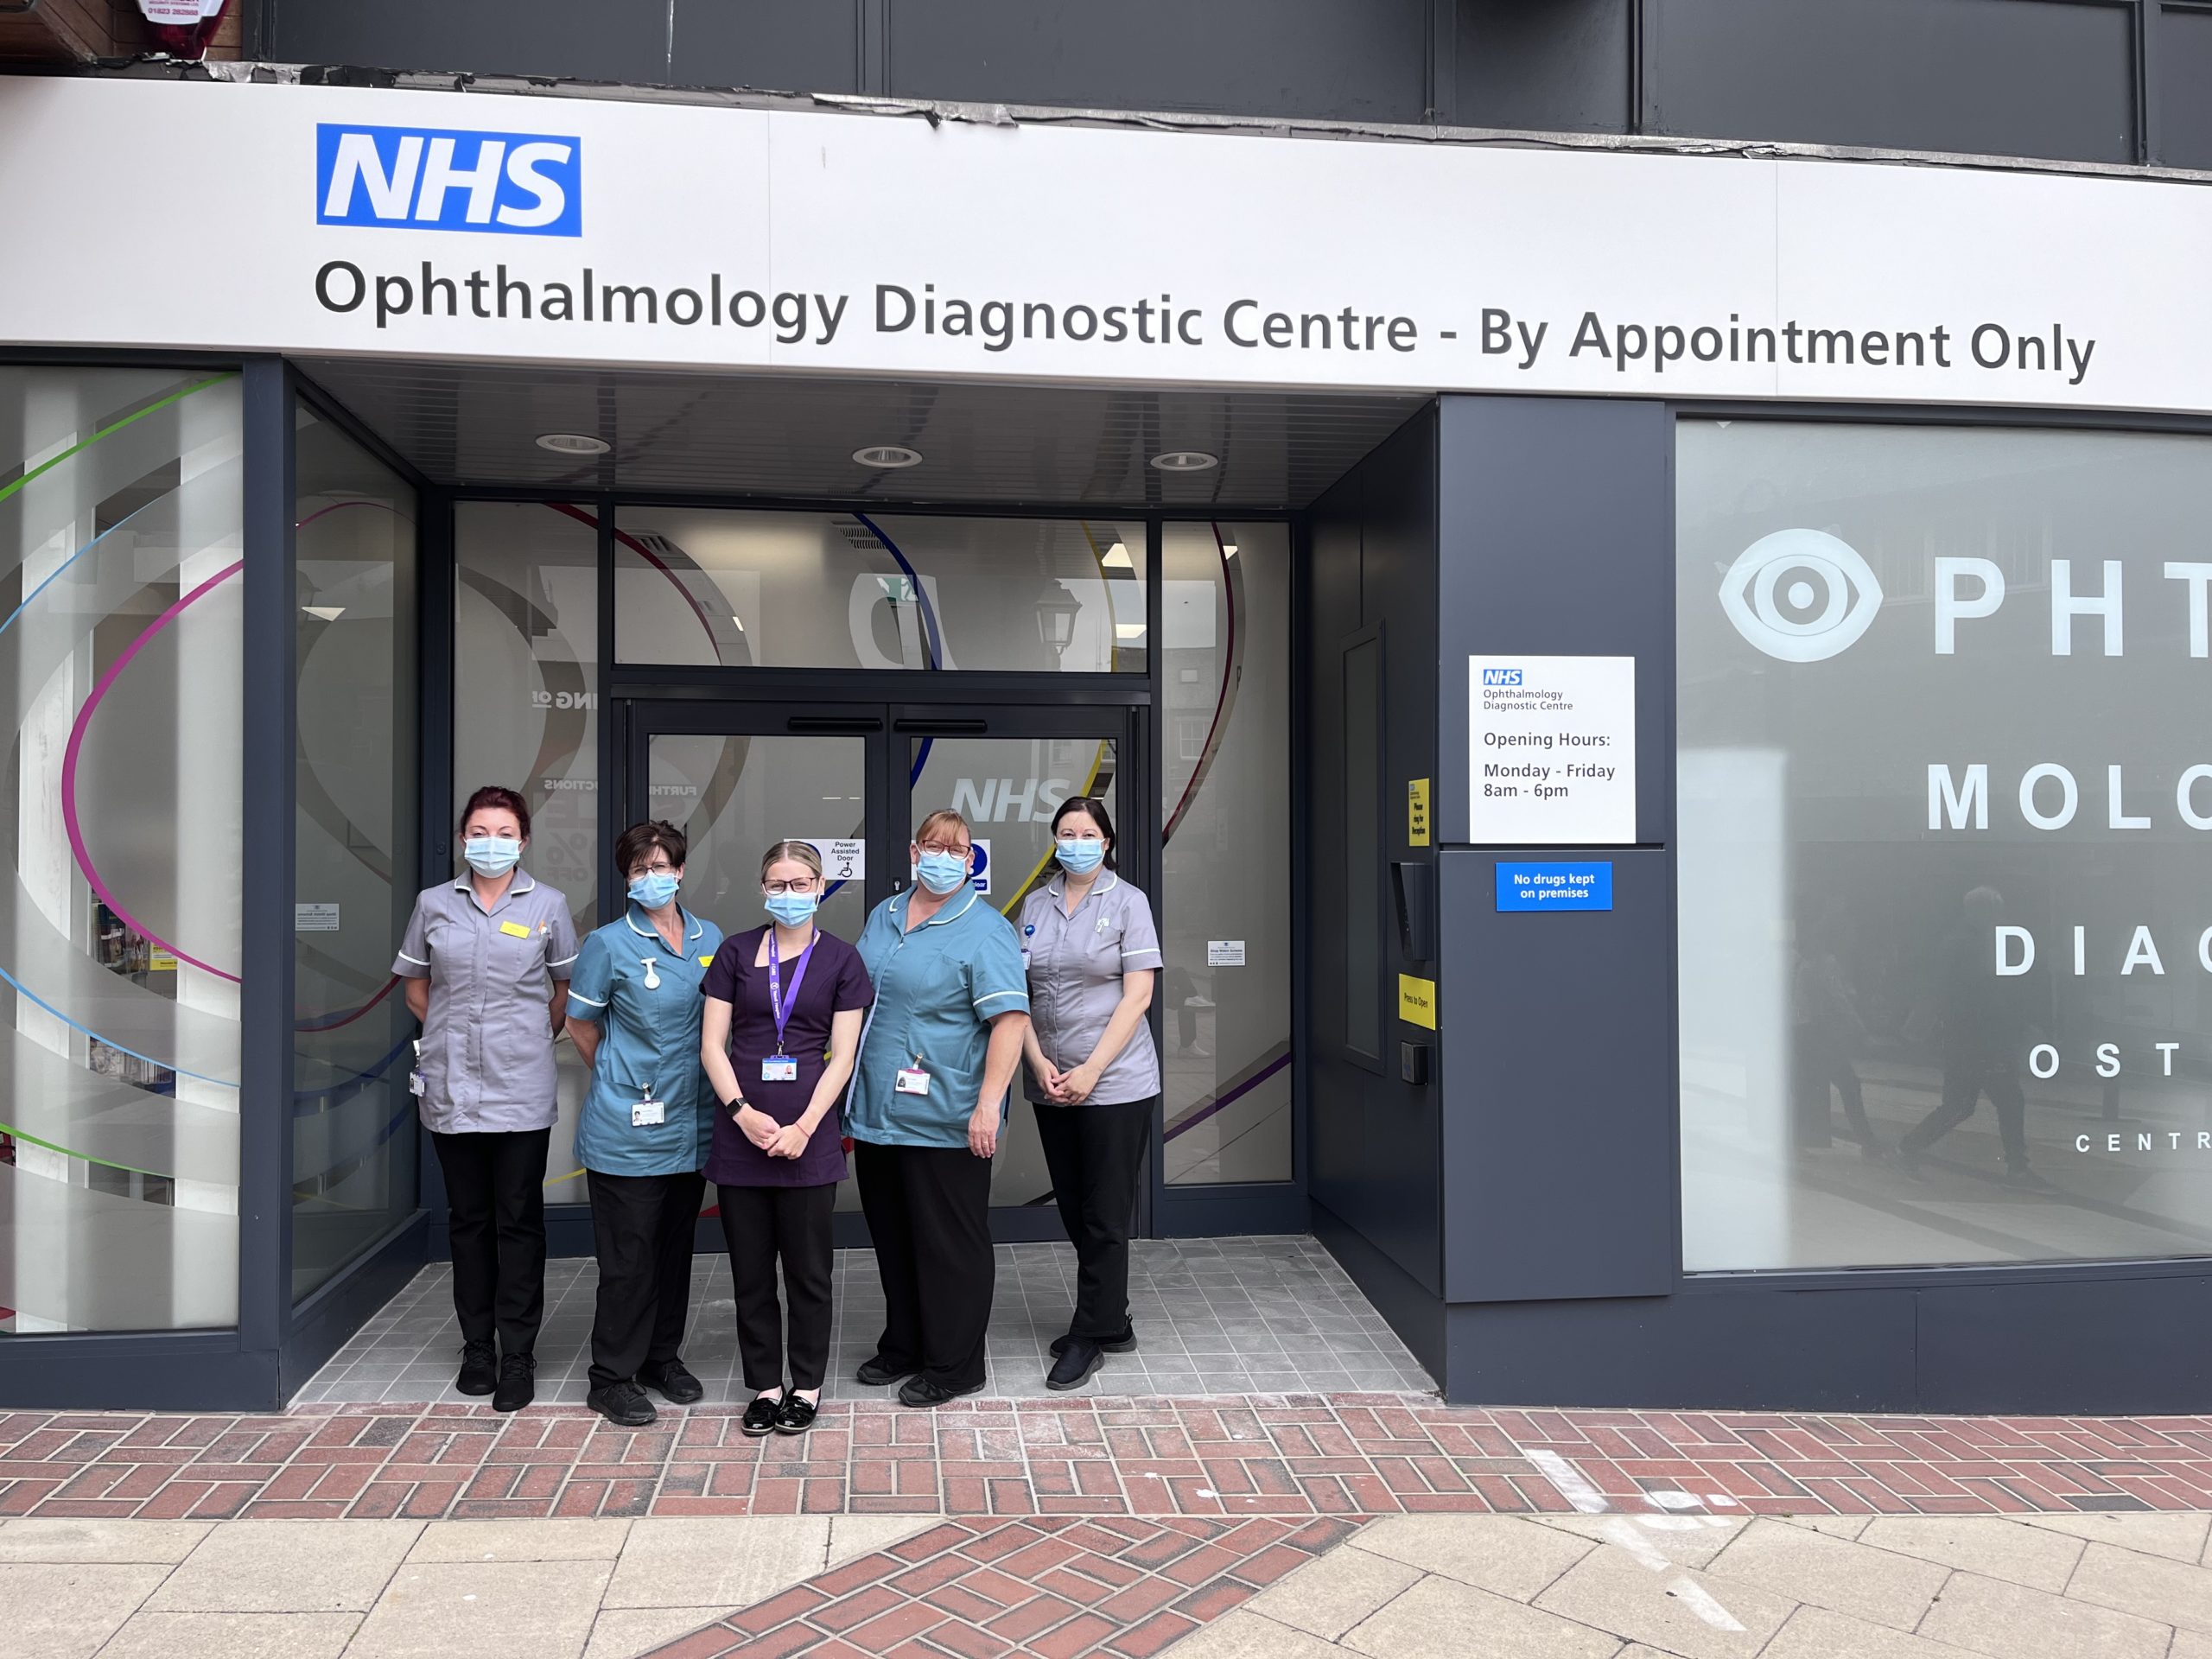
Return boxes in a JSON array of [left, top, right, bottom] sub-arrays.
[[764, 891, 819, 928], [627, 871, 681, 910], [463, 836, 522, 876], [1054, 837, 1106, 875], [914, 849, 969, 895]]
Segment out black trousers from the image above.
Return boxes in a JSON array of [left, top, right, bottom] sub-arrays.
[[432, 1127, 550, 1356], [1034, 1096, 1153, 1342], [718, 1182, 838, 1392], [855, 1140, 994, 1392], [584, 1167, 705, 1390], [1902, 1063, 2030, 1172]]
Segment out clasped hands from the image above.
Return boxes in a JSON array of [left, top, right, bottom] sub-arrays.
[[733, 1102, 810, 1159]]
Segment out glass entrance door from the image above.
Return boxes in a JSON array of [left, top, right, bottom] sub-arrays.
[[622, 698, 1140, 1242]]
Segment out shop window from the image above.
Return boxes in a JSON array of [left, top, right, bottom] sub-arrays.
[[612, 509, 1147, 675], [453, 501, 600, 1198], [292, 409, 419, 1300], [1679, 418, 2212, 1271], [1160, 523, 1294, 1185], [0, 365, 244, 1332]]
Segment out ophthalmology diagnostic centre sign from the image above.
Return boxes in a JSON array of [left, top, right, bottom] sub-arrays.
[[6, 76, 2212, 414]]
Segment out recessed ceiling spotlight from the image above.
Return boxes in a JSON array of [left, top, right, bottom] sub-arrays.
[[1149, 450, 1218, 473], [1220, 541, 1239, 559], [536, 432, 610, 455], [854, 445, 923, 469]]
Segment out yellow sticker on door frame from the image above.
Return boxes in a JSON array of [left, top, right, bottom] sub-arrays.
[[1398, 973, 1437, 1029], [1408, 778, 1431, 847]]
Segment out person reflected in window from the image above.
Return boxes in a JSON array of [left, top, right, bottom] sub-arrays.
[[700, 841, 873, 1438], [1794, 899, 1882, 1160], [1899, 885, 2048, 1187], [848, 810, 1031, 1408], [563, 820, 724, 1427], [1019, 797, 1163, 1390], [393, 785, 579, 1413]]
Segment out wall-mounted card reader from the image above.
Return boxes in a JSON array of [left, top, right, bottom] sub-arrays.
[[1400, 1041, 1431, 1085], [1392, 860, 1436, 963]]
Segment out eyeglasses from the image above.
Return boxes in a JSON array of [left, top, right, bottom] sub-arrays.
[[916, 840, 971, 859], [628, 861, 677, 879], [762, 879, 819, 894]]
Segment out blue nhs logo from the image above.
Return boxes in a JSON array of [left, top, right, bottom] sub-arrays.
[[315, 124, 582, 236], [1482, 668, 1523, 686]]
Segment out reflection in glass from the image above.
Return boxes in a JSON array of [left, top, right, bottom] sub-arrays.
[[911, 734, 1118, 1207], [0, 365, 244, 1332], [1160, 524, 1293, 1184], [1679, 418, 2212, 1270], [454, 501, 599, 1196], [613, 509, 1147, 674], [292, 410, 419, 1299]]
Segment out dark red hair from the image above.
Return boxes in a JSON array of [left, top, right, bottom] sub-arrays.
[[459, 785, 531, 840]]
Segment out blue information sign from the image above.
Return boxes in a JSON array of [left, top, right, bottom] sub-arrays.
[[1495, 861, 1613, 912]]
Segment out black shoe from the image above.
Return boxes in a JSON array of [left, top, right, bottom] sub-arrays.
[[897, 1374, 982, 1408], [775, 1393, 820, 1435], [740, 1393, 782, 1435], [1047, 1338, 1105, 1392], [639, 1357, 704, 1405], [1051, 1328, 1136, 1357], [588, 1379, 657, 1427], [856, 1354, 918, 1387], [456, 1339, 497, 1396], [493, 1352, 536, 1413]]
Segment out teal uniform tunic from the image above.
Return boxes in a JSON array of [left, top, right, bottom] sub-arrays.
[[849, 887, 1031, 1149], [565, 904, 725, 1176]]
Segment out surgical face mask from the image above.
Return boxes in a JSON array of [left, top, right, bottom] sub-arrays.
[[764, 890, 819, 928], [914, 849, 969, 895], [627, 871, 681, 910], [463, 836, 522, 876], [1054, 836, 1106, 875]]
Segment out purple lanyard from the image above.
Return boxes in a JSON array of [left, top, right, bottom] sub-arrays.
[[766, 928, 819, 1057]]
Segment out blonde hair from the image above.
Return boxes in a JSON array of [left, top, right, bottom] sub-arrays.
[[759, 839, 824, 881], [914, 809, 972, 847]]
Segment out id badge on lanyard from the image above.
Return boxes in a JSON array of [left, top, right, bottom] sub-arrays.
[[763, 928, 818, 1084]]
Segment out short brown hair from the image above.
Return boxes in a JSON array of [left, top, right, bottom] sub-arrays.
[[460, 785, 531, 841], [760, 839, 823, 881], [614, 819, 687, 876], [914, 809, 972, 848]]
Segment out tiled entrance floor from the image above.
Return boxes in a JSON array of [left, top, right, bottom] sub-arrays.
[[294, 1236, 1435, 1407]]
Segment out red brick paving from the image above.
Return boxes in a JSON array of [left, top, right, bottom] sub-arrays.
[[633, 1515, 1361, 1659], [3, 1395, 2212, 1522]]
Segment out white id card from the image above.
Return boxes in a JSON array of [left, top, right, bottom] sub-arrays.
[[631, 1097, 666, 1127], [409, 1068, 426, 1097], [761, 1056, 798, 1083], [894, 1066, 931, 1096]]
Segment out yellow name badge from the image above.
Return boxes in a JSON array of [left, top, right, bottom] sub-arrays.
[[699, 956, 715, 968], [499, 920, 532, 938]]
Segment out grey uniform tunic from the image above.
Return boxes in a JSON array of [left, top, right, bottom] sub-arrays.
[[393, 873, 581, 1134], [1018, 871, 1165, 1106]]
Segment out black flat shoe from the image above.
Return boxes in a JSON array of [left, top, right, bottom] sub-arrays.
[[740, 1394, 782, 1436], [639, 1357, 704, 1405], [493, 1352, 536, 1413], [1047, 1338, 1105, 1391], [456, 1339, 497, 1395], [1051, 1328, 1136, 1357], [897, 1374, 982, 1408], [588, 1380, 657, 1427], [775, 1393, 820, 1434], [856, 1354, 918, 1387]]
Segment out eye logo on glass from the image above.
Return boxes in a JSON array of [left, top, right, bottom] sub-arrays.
[[1719, 528, 1884, 662], [315, 124, 583, 236]]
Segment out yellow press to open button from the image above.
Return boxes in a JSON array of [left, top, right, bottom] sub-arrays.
[[1398, 973, 1437, 1029]]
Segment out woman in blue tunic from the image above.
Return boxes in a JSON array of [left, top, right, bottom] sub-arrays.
[[563, 818, 725, 1427]]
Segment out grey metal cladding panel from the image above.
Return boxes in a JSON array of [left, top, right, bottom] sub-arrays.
[[1443, 1287, 1918, 1410], [1439, 848, 1675, 1304], [1915, 1274, 2212, 1414], [1457, 0, 1630, 135], [886, 0, 1429, 124], [1646, 0, 2135, 164], [2157, 7, 2212, 168], [1433, 396, 1672, 849], [673, 4, 860, 94], [268, 0, 673, 82]]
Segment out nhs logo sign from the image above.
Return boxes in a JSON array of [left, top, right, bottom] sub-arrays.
[[1481, 668, 1523, 686], [315, 124, 582, 236]]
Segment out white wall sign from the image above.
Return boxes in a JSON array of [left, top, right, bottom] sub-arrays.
[[1470, 656, 1637, 845], [1208, 940, 1246, 966], [3, 78, 2211, 416], [807, 837, 865, 881], [295, 902, 340, 931]]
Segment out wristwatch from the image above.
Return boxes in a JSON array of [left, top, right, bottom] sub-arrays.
[[726, 1093, 749, 1113]]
